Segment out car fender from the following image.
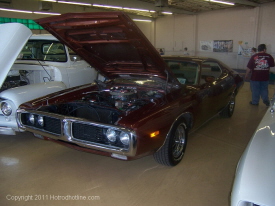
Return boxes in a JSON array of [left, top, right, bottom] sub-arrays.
[[155, 112, 193, 152], [0, 81, 66, 108]]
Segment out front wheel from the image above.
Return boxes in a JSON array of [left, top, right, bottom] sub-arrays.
[[220, 93, 235, 118], [153, 120, 188, 166]]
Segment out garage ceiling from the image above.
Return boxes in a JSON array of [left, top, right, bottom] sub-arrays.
[[63, 0, 274, 17], [1, 0, 274, 19], [140, 0, 273, 14]]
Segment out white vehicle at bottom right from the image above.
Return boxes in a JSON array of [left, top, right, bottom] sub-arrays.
[[231, 98, 275, 206]]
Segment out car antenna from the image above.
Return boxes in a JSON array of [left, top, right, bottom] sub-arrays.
[[29, 49, 53, 82]]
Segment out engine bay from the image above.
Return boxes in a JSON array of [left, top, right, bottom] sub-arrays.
[[0, 69, 53, 92], [39, 83, 165, 125], [0, 70, 29, 92]]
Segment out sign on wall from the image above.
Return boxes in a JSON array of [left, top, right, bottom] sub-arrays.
[[200, 41, 213, 52], [200, 40, 233, 52], [213, 40, 233, 52]]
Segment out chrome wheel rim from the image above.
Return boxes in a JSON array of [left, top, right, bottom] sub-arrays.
[[172, 123, 186, 159]]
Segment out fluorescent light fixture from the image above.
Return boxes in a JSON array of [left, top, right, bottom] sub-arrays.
[[34, 11, 61, 15], [123, 7, 150, 12], [57, 1, 91, 6], [205, 0, 235, 5], [0, 7, 60, 15], [133, 19, 152, 22], [93, 4, 122, 9], [92, 4, 156, 14], [42, 0, 57, 2], [162, 11, 173, 15], [0, 7, 32, 13]]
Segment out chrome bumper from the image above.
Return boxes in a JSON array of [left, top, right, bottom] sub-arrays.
[[17, 109, 137, 157], [0, 126, 16, 135]]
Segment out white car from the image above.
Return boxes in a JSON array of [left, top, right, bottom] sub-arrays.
[[231, 101, 275, 206], [0, 23, 98, 135]]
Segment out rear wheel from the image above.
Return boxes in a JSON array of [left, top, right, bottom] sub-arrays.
[[154, 120, 188, 166], [220, 93, 235, 118]]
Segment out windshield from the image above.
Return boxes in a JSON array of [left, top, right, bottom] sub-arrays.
[[165, 60, 199, 85], [17, 40, 67, 62]]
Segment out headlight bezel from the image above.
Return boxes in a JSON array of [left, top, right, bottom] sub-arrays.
[[119, 132, 130, 145], [105, 128, 131, 146], [1, 102, 12, 116], [29, 114, 35, 125], [37, 115, 44, 126], [106, 128, 117, 142]]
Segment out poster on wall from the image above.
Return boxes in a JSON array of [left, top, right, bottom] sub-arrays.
[[200, 41, 213, 52], [237, 41, 254, 57], [213, 40, 233, 52]]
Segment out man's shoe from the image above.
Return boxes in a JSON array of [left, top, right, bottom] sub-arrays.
[[250, 101, 259, 106], [264, 101, 270, 106]]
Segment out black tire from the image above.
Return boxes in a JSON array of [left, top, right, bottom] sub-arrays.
[[153, 120, 188, 166], [220, 93, 235, 118]]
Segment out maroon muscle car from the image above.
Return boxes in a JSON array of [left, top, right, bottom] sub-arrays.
[[17, 12, 243, 166]]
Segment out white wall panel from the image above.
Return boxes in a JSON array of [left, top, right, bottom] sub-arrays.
[[154, 2, 275, 69], [257, 3, 275, 53]]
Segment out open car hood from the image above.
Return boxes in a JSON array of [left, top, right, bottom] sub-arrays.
[[0, 23, 32, 88], [35, 12, 175, 81]]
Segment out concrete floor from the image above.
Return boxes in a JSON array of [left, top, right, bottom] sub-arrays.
[[0, 82, 273, 206]]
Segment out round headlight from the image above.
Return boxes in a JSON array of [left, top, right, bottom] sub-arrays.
[[119, 132, 130, 145], [38, 116, 44, 126], [1, 102, 12, 116], [106, 128, 117, 142], [29, 114, 35, 125]]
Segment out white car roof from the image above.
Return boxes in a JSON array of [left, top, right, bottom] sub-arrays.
[[30, 34, 58, 40]]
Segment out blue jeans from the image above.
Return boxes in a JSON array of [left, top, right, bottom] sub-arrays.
[[250, 80, 269, 104]]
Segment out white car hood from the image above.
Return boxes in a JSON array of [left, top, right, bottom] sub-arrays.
[[0, 23, 32, 88], [231, 107, 275, 206]]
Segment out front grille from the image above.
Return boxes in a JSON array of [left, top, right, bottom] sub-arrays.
[[43, 117, 61, 135], [71, 122, 126, 148], [72, 122, 106, 143], [20, 113, 61, 135]]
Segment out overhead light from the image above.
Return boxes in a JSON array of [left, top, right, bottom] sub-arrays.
[[0, 7, 61, 15], [41, 0, 57, 2], [93, 4, 122, 9], [123, 7, 150, 12], [57, 1, 91, 6], [92, 4, 156, 14], [133, 19, 152, 22], [162, 11, 173, 15], [0, 7, 32, 13], [34, 11, 60, 15], [205, 0, 235, 6]]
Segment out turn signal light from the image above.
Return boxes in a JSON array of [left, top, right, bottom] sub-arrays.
[[150, 131, 160, 138]]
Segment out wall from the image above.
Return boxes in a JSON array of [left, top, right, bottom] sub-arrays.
[[155, 14, 196, 56], [155, 2, 275, 69], [135, 21, 155, 44]]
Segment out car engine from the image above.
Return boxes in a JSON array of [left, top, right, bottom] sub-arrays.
[[39, 85, 164, 125], [0, 70, 29, 92]]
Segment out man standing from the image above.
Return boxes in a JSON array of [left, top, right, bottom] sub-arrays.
[[245, 44, 275, 106]]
